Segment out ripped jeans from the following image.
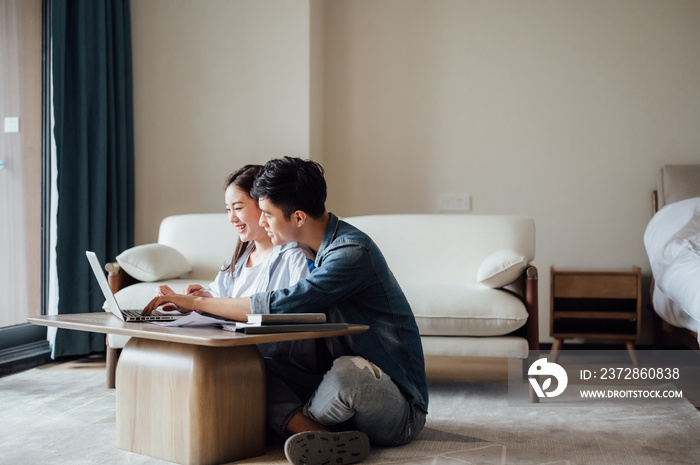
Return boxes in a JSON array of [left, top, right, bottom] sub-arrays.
[[266, 356, 426, 446]]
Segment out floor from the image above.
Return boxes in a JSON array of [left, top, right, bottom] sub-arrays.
[[36, 351, 700, 410], [11, 353, 700, 465], [39, 352, 109, 373], [39, 353, 511, 383]]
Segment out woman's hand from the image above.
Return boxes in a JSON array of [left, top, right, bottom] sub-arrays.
[[142, 294, 199, 315], [185, 284, 212, 298], [156, 284, 176, 296]]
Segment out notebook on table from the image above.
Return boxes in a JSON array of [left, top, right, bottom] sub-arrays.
[[86, 251, 183, 322], [219, 322, 349, 334], [218, 312, 348, 334]]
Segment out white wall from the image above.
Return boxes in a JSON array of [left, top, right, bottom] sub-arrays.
[[322, 0, 700, 342], [130, 0, 310, 243], [130, 0, 700, 343], [310, 0, 325, 164]]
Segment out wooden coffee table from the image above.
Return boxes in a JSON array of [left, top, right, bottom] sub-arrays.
[[28, 313, 368, 465]]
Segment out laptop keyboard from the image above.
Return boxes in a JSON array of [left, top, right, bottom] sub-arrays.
[[122, 309, 173, 320], [123, 310, 145, 318]]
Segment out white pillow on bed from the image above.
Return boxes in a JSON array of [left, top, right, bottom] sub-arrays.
[[645, 197, 700, 324], [116, 244, 192, 282], [657, 243, 700, 323], [477, 249, 527, 288], [645, 197, 700, 267]]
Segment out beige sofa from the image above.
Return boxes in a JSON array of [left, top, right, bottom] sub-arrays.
[[105, 213, 539, 387]]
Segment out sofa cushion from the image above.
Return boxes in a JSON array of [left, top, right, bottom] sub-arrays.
[[117, 244, 192, 282], [158, 214, 235, 280], [343, 214, 535, 288], [421, 335, 529, 359], [406, 284, 528, 337], [477, 249, 527, 288]]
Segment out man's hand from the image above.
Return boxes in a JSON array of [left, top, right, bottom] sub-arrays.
[[155, 285, 179, 311], [154, 284, 211, 311], [143, 294, 252, 321], [156, 284, 176, 296], [142, 294, 199, 315]]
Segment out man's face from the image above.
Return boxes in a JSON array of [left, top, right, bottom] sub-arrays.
[[258, 197, 299, 245]]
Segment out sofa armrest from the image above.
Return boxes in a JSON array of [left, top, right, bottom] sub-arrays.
[[524, 265, 539, 352], [106, 261, 140, 294]]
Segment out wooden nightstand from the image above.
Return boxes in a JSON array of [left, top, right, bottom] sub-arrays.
[[550, 267, 642, 364]]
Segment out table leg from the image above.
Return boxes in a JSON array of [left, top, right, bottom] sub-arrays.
[[116, 338, 266, 465]]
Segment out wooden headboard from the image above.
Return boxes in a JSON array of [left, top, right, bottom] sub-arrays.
[[652, 164, 700, 215]]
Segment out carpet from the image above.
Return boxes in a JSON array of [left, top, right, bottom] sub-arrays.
[[1, 369, 699, 465]]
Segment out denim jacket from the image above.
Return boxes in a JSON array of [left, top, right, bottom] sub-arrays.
[[250, 213, 429, 414]]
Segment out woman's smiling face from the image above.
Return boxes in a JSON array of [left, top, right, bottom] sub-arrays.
[[225, 184, 267, 243]]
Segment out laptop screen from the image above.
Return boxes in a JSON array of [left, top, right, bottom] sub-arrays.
[[85, 251, 125, 321]]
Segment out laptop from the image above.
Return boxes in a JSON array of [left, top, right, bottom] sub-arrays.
[[86, 251, 182, 322]]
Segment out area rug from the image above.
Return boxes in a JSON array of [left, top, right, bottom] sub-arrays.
[[1, 369, 699, 464]]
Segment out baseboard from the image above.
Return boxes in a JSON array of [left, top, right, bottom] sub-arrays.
[[0, 340, 52, 378]]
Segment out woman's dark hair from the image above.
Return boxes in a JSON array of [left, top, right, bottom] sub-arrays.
[[222, 165, 263, 276], [251, 156, 327, 219]]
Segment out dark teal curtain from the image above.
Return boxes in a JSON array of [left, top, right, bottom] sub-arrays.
[[52, 0, 135, 357]]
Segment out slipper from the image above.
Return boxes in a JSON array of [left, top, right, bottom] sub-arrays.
[[284, 430, 370, 465]]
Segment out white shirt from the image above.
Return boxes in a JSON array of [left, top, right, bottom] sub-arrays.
[[231, 261, 266, 297], [208, 242, 313, 298]]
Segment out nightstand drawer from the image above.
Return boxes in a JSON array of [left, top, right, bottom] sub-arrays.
[[554, 274, 637, 299]]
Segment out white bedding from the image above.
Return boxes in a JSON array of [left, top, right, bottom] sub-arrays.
[[644, 196, 700, 340]]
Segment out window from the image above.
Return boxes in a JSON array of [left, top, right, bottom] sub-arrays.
[[0, 0, 51, 375]]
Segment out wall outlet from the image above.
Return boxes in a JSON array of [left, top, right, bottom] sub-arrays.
[[439, 194, 471, 212], [4, 117, 20, 133]]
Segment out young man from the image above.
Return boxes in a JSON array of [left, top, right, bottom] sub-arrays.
[[143, 157, 428, 465]]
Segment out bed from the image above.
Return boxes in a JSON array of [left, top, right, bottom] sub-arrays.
[[644, 164, 700, 350]]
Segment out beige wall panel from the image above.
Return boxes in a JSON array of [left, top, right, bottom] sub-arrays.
[[130, 0, 310, 244], [323, 0, 700, 342]]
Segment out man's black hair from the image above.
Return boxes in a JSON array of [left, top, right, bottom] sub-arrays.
[[252, 156, 327, 219]]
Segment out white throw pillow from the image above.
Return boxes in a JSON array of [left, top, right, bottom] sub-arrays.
[[116, 244, 192, 282], [477, 249, 527, 288]]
